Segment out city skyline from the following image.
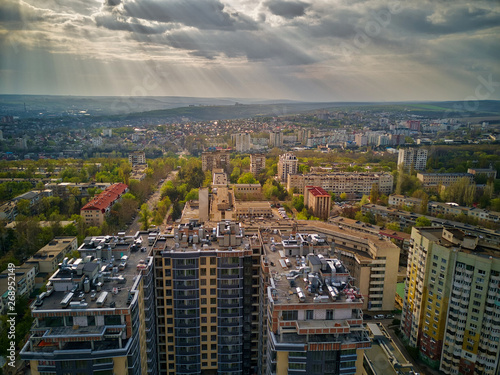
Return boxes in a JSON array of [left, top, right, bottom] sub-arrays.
[[1, 0, 499, 102]]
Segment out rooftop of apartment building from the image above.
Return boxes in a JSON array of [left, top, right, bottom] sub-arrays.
[[26, 237, 76, 260], [155, 220, 260, 255], [260, 228, 364, 306], [415, 226, 500, 259], [365, 323, 417, 375], [329, 216, 411, 242], [296, 220, 400, 261], [31, 234, 151, 312]]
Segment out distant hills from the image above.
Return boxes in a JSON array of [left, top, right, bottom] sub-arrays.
[[0, 95, 498, 121]]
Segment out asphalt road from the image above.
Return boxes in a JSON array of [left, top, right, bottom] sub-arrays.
[[126, 170, 178, 235]]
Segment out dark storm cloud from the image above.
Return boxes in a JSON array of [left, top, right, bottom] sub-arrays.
[[122, 0, 258, 30], [0, 0, 46, 22], [264, 0, 310, 19], [162, 29, 316, 65], [106, 0, 122, 6], [391, 5, 500, 35]]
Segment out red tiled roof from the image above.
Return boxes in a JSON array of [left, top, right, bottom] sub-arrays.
[[81, 183, 128, 212], [305, 186, 330, 197]]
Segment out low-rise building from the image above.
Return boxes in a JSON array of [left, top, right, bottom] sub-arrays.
[[287, 172, 393, 197], [129, 151, 146, 166], [233, 184, 262, 197], [304, 186, 331, 219], [467, 167, 497, 179], [417, 172, 474, 189], [0, 263, 38, 314], [80, 183, 128, 226], [212, 168, 228, 185], [362, 204, 500, 247], [25, 237, 78, 279], [234, 201, 272, 220], [0, 201, 18, 221]]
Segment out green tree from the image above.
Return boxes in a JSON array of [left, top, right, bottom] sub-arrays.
[[370, 183, 379, 204], [292, 195, 304, 211], [359, 195, 370, 206], [230, 167, 241, 183], [416, 216, 432, 227], [138, 203, 152, 230], [184, 189, 199, 202], [386, 222, 401, 231], [16, 199, 31, 216], [237, 173, 258, 184]]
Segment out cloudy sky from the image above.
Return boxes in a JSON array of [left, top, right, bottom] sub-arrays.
[[1, 0, 499, 101]]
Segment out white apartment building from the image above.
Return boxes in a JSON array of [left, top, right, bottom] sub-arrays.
[[398, 148, 428, 171], [277, 153, 298, 183]]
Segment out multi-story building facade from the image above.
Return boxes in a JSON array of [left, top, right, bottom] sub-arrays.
[[362, 204, 500, 246], [21, 235, 157, 375], [250, 153, 266, 176], [287, 172, 393, 196], [25, 237, 78, 277], [0, 263, 38, 314], [295, 221, 400, 311], [80, 183, 128, 226], [277, 153, 298, 183], [401, 226, 500, 374], [233, 133, 252, 152], [389, 194, 500, 224], [202, 149, 230, 172], [417, 172, 474, 189], [467, 167, 497, 180], [398, 148, 428, 171], [269, 131, 283, 148], [304, 186, 331, 219], [259, 228, 371, 374], [129, 151, 147, 166], [153, 220, 262, 375]]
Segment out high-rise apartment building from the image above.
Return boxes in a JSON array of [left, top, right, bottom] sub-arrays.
[[21, 234, 157, 375], [278, 153, 298, 183], [401, 226, 500, 374], [259, 228, 371, 375], [153, 220, 262, 375], [269, 131, 283, 148], [202, 149, 230, 172], [233, 133, 252, 152], [250, 153, 266, 176], [398, 148, 428, 171]]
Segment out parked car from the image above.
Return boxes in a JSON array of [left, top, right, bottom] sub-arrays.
[[374, 314, 385, 319], [385, 314, 394, 319]]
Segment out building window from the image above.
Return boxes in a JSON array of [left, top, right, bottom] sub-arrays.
[[305, 310, 314, 320], [282, 310, 298, 321]]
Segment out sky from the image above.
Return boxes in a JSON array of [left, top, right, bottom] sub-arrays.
[[0, 0, 499, 102]]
